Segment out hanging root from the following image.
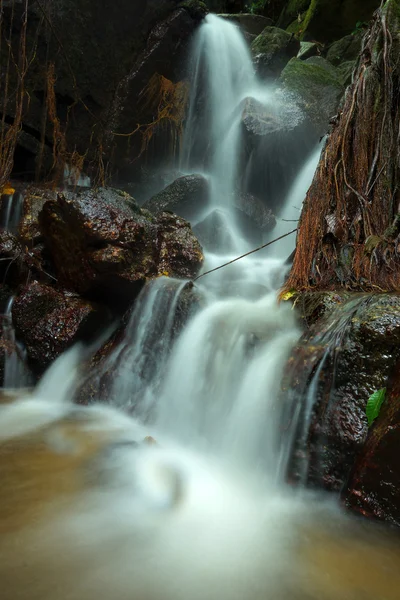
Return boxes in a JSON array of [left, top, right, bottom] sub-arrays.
[[282, 0, 400, 295]]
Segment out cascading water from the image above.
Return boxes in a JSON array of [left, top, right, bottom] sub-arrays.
[[101, 15, 321, 483]]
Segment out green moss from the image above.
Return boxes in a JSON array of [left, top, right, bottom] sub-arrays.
[[251, 26, 293, 54], [281, 57, 341, 92]]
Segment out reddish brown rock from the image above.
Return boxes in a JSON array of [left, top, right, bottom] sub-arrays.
[[39, 188, 203, 310], [12, 281, 110, 374], [344, 364, 400, 527]]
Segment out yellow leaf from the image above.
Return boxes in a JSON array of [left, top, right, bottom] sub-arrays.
[[1, 185, 15, 195], [280, 289, 297, 302]]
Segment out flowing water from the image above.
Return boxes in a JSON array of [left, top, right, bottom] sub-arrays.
[[1, 14, 400, 600]]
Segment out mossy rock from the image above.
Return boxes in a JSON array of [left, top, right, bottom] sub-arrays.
[[277, 0, 310, 29], [297, 41, 320, 59], [251, 26, 300, 78], [325, 31, 363, 66], [279, 56, 343, 133], [336, 60, 356, 86]]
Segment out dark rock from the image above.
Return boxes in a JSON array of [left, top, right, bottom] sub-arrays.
[[0, 230, 28, 288], [143, 174, 209, 221], [38, 187, 203, 309], [344, 363, 400, 527], [219, 14, 274, 35], [251, 26, 300, 78], [279, 56, 343, 134], [336, 61, 356, 86], [193, 209, 238, 253], [285, 293, 400, 493], [237, 192, 276, 232], [12, 282, 110, 374], [325, 32, 363, 66]]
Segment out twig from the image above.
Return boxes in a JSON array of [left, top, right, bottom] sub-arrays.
[[192, 229, 298, 283]]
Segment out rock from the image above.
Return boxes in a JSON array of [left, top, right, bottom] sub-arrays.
[[325, 32, 363, 66], [143, 174, 209, 221], [240, 94, 313, 212], [219, 14, 273, 35], [336, 61, 356, 86], [279, 56, 343, 134], [12, 282, 110, 374], [251, 26, 300, 78], [193, 209, 237, 253], [285, 293, 400, 493], [0, 230, 28, 288], [19, 188, 57, 246], [344, 363, 400, 527], [39, 187, 203, 309], [297, 41, 320, 60], [237, 192, 276, 232]]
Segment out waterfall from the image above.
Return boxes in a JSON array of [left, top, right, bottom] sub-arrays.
[[107, 15, 321, 484]]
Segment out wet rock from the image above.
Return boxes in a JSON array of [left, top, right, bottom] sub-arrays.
[[285, 293, 400, 494], [0, 230, 28, 288], [156, 212, 204, 279], [39, 187, 203, 309], [19, 188, 57, 246], [237, 192, 276, 232], [143, 174, 209, 221], [193, 209, 238, 253], [251, 26, 300, 78], [344, 363, 400, 527], [219, 14, 273, 35], [12, 282, 110, 374], [325, 32, 363, 66], [279, 56, 343, 134]]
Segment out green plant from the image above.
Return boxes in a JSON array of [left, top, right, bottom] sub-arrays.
[[366, 388, 386, 427], [245, 0, 268, 15]]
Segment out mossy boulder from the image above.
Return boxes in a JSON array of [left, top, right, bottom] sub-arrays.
[[279, 56, 343, 133], [251, 26, 300, 77], [297, 41, 320, 59], [325, 31, 363, 66]]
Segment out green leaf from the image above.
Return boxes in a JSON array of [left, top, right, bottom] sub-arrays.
[[366, 388, 386, 427]]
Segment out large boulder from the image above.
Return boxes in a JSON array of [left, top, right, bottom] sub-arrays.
[[279, 56, 343, 134], [12, 282, 110, 375], [143, 174, 209, 221], [344, 364, 400, 526], [39, 187, 204, 309], [251, 26, 300, 78], [325, 31, 363, 66], [285, 293, 400, 493]]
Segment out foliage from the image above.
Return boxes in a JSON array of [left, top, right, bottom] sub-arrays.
[[245, 0, 268, 14], [366, 388, 386, 426]]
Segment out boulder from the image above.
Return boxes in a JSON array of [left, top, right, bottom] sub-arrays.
[[279, 56, 343, 134], [251, 26, 300, 78], [237, 192, 276, 232], [285, 293, 400, 493], [336, 61, 356, 86], [12, 282, 110, 375], [143, 174, 209, 221], [344, 363, 400, 527], [325, 32, 363, 66], [193, 209, 237, 253], [19, 188, 57, 246], [38, 187, 203, 309]]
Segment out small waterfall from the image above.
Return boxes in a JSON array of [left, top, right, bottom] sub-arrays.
[[0, 191, 23, 234], [0, 191, 31, 389], [98, 277, 189, 417]]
